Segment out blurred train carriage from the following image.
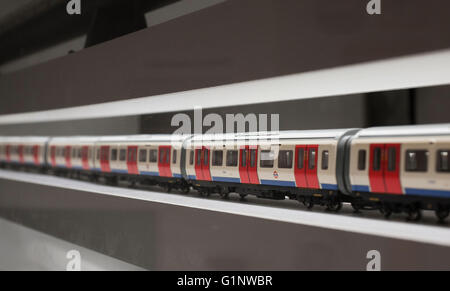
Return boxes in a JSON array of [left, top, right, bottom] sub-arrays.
[[0, 123, 450, 221]]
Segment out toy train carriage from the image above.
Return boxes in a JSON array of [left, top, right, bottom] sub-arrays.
[[348, 124, 450, 214], [89, 135, 189, 190], [0, 136, 48, 167], [47, 137, 99, 172], [184, 130, 357, 205]]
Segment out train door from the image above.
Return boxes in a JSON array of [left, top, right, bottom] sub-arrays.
[[239, 146, 250, 184], [50, 146, 56, 166], [384, 144, 402, 194], [32, 145, 39, 165], [158, 146, 172, 177], [64, 145, 72, 168], [81, 146, 90, 170], [194, 148, 203, 180], [100, 146, 111, 172], [369, 144, 386, 193], [294, 145, 308, 188], [305, 145, 320, 189], [127, 146, 138, 175], [6, 145, 10, 162], [201, 146, 212, 181], [18, 145, 24, 164], [247, 146, 259, 184]]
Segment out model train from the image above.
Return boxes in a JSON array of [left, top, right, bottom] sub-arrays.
[[0, 123, 449, 222]]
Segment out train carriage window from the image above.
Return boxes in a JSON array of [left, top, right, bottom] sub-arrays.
[[189, 150, 194, 165], [110, 149, 118, 161], [119, 149, 126, 161], [196, 149, 202, 165], [61, 147, 66, 158], [297, 148, 304, 169], [405, 150, 428, 172], [260, 150, 274, 168], [321, 151, 329, 170], [308, 149, 316, 169], [212, 150, 223, 166], [139, 149, 147, 163], [358, 150, 366, 170], [437, 150, 450, 172], [172, 150, 177, 164], [110, 149, 117, 161], [166, 149, 171, 164], [226, 150, 238, 167], [373, 147, 381, 171], [77, 148, 82, 159], [388, 147, 397, 171], [241, 149, 247, 167], [278, 150, 293, 169], [203, 149, 209, 166], [250, 149, 256, 167], [149, 149, 157, 163]]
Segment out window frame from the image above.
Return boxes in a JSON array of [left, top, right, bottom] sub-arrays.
[[405, 149, 428, 172], [212, 150, 224, 167], [226, 150, 238, 167], [437, 150, 450, 173], [278, 150, 293, 169], [260, 150, 274, 168]]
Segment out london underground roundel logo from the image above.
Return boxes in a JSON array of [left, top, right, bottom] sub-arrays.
[[273, 171, 279, 179]]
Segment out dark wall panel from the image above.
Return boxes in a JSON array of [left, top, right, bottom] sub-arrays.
[[0, 0, 450, 114]]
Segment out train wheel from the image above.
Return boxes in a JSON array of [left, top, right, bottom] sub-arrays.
[[297, 195, 305, 205], [306, 199, 314, 210], [435, 208, 449, 223], [239, 193, 248, 200], [380, 204, 392, 219], [406, 207, 422, 221], [326, 200, 342, 212], [351, 202, 361, 213], [181, 185, 190, 194]]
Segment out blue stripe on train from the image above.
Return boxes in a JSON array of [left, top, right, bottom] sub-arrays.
[[405, 188, 450, 198], [212, 176, 241, 183], [140, 171, 159, 176], [352, 185, 370, 192], [187, 175, 196, 180], [111, 169, 128, 174], [260, 180, 296, 187], [173, 173, 183, 178], [321, 183, 338, 190]]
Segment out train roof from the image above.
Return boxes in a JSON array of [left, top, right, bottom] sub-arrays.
[[355, 123, 450, 138], [95, 134, 190, 143], [0, 136, 49, 143], [48, 134, 190, 144], [188, 129, 358, 142]]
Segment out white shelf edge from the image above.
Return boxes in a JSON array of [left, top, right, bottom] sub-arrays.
[[0, 169, 449, 247], [1, 49, 450, 125]]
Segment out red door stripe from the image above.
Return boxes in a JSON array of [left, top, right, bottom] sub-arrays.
[[305, 145, 319, 189], [369, 144, 386, 193], [127, 146, 139, 175], [383, 144, 402, 194], [294, 145, 308, 188]]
